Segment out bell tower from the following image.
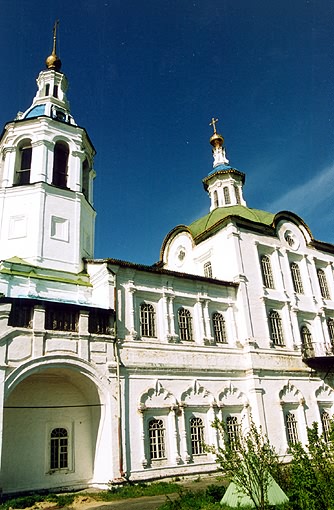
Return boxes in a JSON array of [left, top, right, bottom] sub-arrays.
[[0, 22, 96, 273], [202, 118, 246, 211]]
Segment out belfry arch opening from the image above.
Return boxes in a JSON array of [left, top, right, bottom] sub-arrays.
[[15, 139, 32, 186], [2, 366, 103, 493], [52, 141, 69, 188]]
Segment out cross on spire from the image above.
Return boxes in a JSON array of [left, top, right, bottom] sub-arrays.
[[52, 20, 59, 56], [209, 117, 219, 134]]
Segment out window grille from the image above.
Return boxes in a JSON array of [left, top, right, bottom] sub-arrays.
[[89, 309, 112, 335], [8, 300, 33, 328], [300, 325, 314, 357], [178, 308, 193, 341], [212, 312, 227, 343], [204, 261, 213, 278], [285, 412, 299, 445], [317, 268, 330, 299], [268, 310, 284, 346], [234, 185, 241, 204], [226, 416, 240, 450], [213, 190, 219, 208], [50, 428, 68, 469], [327, 318, 334, 348], [223, 186, 231, 205], [321, 410, 331, 442], [45, 306, 79, 332], [190, 417, 205, 455], [290, 262, 304, 294], [260, 255, 275, 289], [52, 142, 69, 188], [140, 303, 156, 337], [148, 419, 166, 460]]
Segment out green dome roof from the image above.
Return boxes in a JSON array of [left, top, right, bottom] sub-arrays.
[[189, 205, 275, 240]]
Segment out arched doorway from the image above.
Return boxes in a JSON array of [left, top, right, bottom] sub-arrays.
[[2, 365, 104, 493]]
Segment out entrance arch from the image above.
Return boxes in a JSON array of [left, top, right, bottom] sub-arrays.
[[1, 358, 111, 493]]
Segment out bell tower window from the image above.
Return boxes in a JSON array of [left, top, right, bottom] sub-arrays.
[[223, 186, 231, 205], [15, 141, 32, 185], [52, 142, 69, 188], [82, 159, 90, 200], [53, 85, 58, 98], [213, 190, 219, 208], [45, 83, 50, 96]]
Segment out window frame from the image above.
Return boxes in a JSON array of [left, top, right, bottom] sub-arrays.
[[317, 268, 331, 300], [178, 307, 193, 341], [223, 186, 231, 205], [285, 411, 299, 446], [212, 312, 227, 343], [290, 261, 304, 294], [226, 416, 240, 450], [148, 418, 166, 461], [327, 317, 334, 349], [260, 254, 275, 289], [204, 261, 213, 278], [321, 410, 331, 442], [300, 324, 314, 357], [190, 416, 205, 455], [50, 427, 69, 471], [140, 303, 156, 338], [268, 309, 285, 346]]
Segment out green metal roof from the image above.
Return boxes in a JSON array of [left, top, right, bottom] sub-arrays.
[[189, 205, 275, 240], [221, 474, 289, 507]]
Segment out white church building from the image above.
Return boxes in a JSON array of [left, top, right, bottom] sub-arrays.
[[0, 35, 334, 494]]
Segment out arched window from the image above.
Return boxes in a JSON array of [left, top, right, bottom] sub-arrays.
[[223, 186, 231, 205], [82, 158, 90, 201], [327, 317, 334, 348], [140, 303, 156, 337], [15, 140, 32, 185], [50, 427, 68, 469], [234, 185, 241, 204], [290, 262, 304, 294], [52, 141, 69, 188], [213, 190, 219, 208], [268, 310, 284, 346], [190, 417, 205, 455], [260, 255, 274, 289], [178, 308, 193, 341], [212, 312, 227, 343], [285, 412, 299, 445], [148, 419, 166, 460], [204, 261, 212, 278], [226, 416, 240, 450], [317, 268, 330, 299], [321, 410, 331, 442], [300, 325, 313, 357]]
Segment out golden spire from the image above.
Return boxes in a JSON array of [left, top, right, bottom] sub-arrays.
[[209, 117, 224, 148], [45, 20, 62, 71]]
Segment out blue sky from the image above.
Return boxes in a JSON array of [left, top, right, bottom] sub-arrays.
[[0, 0, 332, 264]]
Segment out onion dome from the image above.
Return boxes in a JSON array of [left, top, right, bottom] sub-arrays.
[[45, 20, 62, 71], [209, 117, 224, 148]]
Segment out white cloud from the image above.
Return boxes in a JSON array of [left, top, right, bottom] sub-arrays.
[[267, 163, 334, 216]]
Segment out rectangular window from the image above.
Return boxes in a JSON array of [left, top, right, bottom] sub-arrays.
[[89, 309, 112, 335], [226, 416, 240, 450], [149, 419, 166, 460], [45, 306, 79, 332], [8, 300, 33, 328], [285, 412, 299, 445], [190, 417, 205, 455], [260, 255, 275, 289], [317, 268, 331, 299], [50, 427, 68, 470], [204, 261, 213, 278]]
